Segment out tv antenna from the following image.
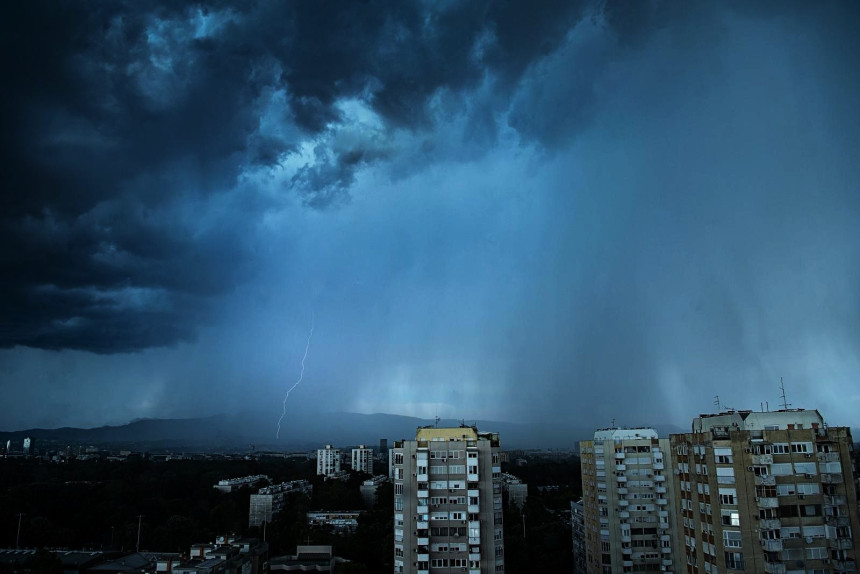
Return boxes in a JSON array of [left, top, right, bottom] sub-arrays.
[[779, 377, 792, 410], [714, 395, 721, 410]]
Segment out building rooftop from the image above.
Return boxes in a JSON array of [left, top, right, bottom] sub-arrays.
[[592, 428, 659, 441]]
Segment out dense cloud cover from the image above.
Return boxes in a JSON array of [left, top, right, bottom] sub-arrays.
[[1, 1, 859, 431]]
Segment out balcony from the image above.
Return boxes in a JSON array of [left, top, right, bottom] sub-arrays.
[[757, 497, 779, 508], [616, 464, 627, 471], [417, 521, 428, 529], [468, 489, 480, 498], [753, 454, 773, 465], [817, 452, 840, 462], [755, 475, 776, 486], [759, 518, 781, 530], [827, 537, 853, 550], [615, 452, 626, 459], [417, 473, 428, 482], [468, 536, 480, 544], [467, 473, 479, 481], [468, 504, 480, 513], [764, 562, 786, 574], [653, 461, 665, 470], [417, 537, 429, 545], [662, 559, 673, 567], [662, 546, 672, 554], [656, 498, 668, 506], [617, 487, 628, 494], [826, 516, 850, 527], [469, 552, 481, 561], [619, 499, 629, 507], [654, 475, 666, 482], [761, 539, 783, 552], [622, 547, 632, 555], [417, 490, 429, 498], [621, 535, 632, 543], [833, 560, 856, 572], [821, 473, 843, 484], [417, 553, 429, 562], [417, 505, 428, 514], [656, 486, 667, 494], [617, 476, 628, 483], [619, 511, 630, 519], [824, 494, 848, 506]]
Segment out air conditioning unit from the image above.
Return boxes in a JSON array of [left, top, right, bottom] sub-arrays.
[[748, 466, 754, 471]]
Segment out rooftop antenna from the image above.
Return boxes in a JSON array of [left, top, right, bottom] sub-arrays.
[[610, 418, 616, 428], [434, 415, 440, 428], [779, 377, 792, 410], [714, 395, 722, 411]]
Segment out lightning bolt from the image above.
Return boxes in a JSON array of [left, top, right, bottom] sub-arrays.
[[276, 311, 315, 439]]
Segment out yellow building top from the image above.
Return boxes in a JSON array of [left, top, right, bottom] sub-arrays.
[[416, 426, 478, 441]]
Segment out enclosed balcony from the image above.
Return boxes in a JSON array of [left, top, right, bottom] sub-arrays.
[[827, 537, 853, 550], [759, 518, 781, 530], [757, 497, 779, 508], [755, 475, 776, 486], [764, 562, 786, 574], [761, 539, 783, 552]]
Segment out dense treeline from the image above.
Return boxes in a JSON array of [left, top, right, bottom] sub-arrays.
[[1, 455, 578, 572], [0, 458, 314, 552]]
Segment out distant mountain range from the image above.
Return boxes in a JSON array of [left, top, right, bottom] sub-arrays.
[[0, 411, 685, 451]]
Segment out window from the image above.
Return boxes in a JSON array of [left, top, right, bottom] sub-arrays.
[[718, 488, 737, 505], [724, 551, 744, 570], [724, 531, 742, 548]]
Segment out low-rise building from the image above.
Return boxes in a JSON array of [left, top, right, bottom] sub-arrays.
[[248, 480, 312, 527], [267, 546, 348, 573], [501, 473, 528, 509], [213, 475, 270, 493], [306, 511, 362, 534], [359, 475, 388, 509]]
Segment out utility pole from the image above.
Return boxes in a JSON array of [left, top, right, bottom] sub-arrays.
[[16, 513, 24, 549], [136, 515, 144, 552]]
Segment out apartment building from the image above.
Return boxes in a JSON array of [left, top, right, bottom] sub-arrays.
[[352, 445, 374, 474], [391, 426, 504, 574], [580, 428, 677, 574], [669, 409, 859, 574], [316, 445, 341, 477]]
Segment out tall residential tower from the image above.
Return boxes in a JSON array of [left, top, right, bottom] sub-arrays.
[[669, 409, 859, 574], [580, 428, 678, 574], [391, 426, 504, 574]]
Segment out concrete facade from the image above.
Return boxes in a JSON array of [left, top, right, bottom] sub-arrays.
[[392, 426, 504, 574], [580, 428, 677, 574], [670, 409, 860, 574]]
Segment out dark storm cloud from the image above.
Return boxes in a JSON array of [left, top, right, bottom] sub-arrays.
[[1, 0, 590, 353]]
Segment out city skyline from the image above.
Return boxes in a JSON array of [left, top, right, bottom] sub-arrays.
[[2, 2, 859, 432]]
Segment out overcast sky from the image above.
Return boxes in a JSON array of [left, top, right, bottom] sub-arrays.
[[2, 1, 859, 433]]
